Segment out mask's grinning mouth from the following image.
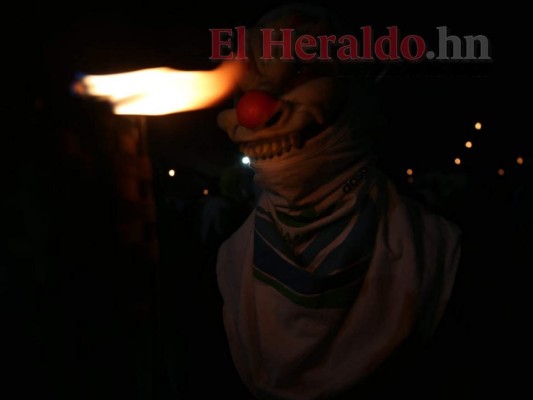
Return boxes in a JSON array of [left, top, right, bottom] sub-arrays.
[[239, 133, 302, 160]]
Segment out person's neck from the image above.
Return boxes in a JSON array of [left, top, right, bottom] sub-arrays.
[[251, 126, 370, 216]]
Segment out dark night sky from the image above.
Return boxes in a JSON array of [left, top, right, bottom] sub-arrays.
[[19, 0, 504, 180]]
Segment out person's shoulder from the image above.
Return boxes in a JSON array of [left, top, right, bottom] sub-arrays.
[[400, 195, 462, 242], [217, 209, 256, 256]]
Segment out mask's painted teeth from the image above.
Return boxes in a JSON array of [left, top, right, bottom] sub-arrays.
[[290, 133, 302, 149], [239, 133, 302, 160]]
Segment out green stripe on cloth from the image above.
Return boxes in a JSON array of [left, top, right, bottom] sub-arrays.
[[253, 267, 362, 309]]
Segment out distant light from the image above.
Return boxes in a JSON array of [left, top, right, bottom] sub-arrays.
[[168, 169, 175, 177], [517, 156, 524, 165], [465, 141, 473, 149], [203, 189, 209, 195], [407, 177, 414, 184], [498, 169, 505, 176], [241, 156, 251, 165], [475, 122, 482, 130], [454, 158, 461, 165], [406, 168, 413, 176]]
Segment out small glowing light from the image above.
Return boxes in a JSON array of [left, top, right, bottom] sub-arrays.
[[407, 177, 414, 184], [465, 141, 473, 149], [406, 168, 413, 176], [242, 156, 250, 165], [203, 189, 209, 195], [498, 169, 505, 176], [168, 169, 175, 177], [517, 157, 524, 165], [454, 158, 461, 165], [475, 122, 482, 130]]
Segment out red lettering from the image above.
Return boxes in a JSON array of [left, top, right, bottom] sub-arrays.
[[401, 35, 426, 61], [209, 28, 234, 60], [235, 26, 247, 60], [337, 35, 358, 61], [295, 34, 317, 61], [361, 26, 373, 60], [375, 26, 400, 61], [317, 35, 336, 60], [261, 28, 293, 60]]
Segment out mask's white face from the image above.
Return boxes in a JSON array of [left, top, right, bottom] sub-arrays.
[[217, 12, 348, 162]]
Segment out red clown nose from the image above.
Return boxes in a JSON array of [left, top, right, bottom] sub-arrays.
[[236, 90, 280, 130]]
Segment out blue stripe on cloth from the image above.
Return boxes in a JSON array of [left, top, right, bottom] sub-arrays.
[[254, 230, 369, 295], [314, 197, 378, 276], [300, 214, 352, 267]]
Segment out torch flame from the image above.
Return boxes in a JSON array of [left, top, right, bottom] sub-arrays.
[[75, 61, 244, 115]]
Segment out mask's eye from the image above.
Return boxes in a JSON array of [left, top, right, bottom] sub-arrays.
[[294, 58, 305, 75], [295, 63, 303, 75], [284, 60, 337, 92], [283, 60, 310, 91]]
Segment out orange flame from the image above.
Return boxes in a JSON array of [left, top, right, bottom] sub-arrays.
[[75, 61, 243, 115]]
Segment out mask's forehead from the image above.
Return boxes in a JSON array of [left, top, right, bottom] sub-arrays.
[[240, 6, 337, 93], [255, 4, 333, 32]]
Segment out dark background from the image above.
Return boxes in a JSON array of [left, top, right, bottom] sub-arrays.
[[3, 1, 528, 399]]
